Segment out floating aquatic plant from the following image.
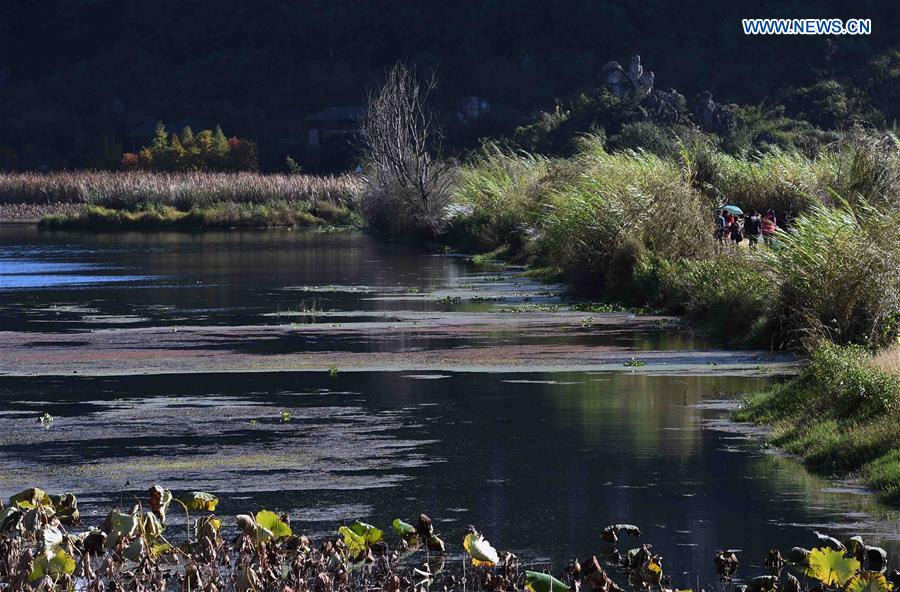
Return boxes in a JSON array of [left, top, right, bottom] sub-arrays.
[[808, 547, 860, 587], [0, 485, 896, 592], [463, 527, 500, 567]]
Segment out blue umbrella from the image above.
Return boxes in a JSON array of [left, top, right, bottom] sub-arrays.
[[720, 204, 744, 215]]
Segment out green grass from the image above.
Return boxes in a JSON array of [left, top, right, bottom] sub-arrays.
[[470, 245, 517, 265], [39, 200, 361, 230], [734, 344, 900, 502], [649, 254, 776, 345]]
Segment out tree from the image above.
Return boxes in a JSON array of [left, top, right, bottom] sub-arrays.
[[359, 62, 453, 237], [151, 122, 169, 152], [212, 125, 230, 169]]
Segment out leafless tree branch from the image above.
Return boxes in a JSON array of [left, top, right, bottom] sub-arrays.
[[359, 62, 453, 236]]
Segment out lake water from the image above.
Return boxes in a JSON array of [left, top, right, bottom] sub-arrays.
[[0, 226, 897, 584]]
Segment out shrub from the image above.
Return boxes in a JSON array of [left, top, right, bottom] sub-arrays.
[[359, 63, 453, 238], [726, 105, 837, 155], [609, 122, 679, 157], [652, 254, 775, 344], [785, 79, 882, 129]]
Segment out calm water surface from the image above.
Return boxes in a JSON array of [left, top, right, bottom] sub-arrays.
[[0, 226, 897, 584]]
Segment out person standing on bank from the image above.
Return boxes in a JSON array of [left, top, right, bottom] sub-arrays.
[[745, 211, 761, 247], [729, 215, 743, 245], [762, 209, 777, 245]]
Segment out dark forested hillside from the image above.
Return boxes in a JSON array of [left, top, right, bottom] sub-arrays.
[[1, 0, 898, 171]]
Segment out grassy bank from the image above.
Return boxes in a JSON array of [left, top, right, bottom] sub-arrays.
[[39, 200, 360, 230], [734, 344, 900, 502], [448, 131, 900, 349]]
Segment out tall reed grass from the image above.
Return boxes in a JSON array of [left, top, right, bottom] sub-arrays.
[[687, 130, 900, 218], [697, 149, 819, 216], [540, 148, 712, 291], [0, 171, 364, 209], [761, 200, 900, 348], [449, 144, 553, 252], [815, 130, 900, 210]]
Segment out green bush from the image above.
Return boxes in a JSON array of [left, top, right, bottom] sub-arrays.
[[609, 122, 679, 157], [726, 105, 837, 155], [785, 79, 883, 130], [652, 254, 775, 344]]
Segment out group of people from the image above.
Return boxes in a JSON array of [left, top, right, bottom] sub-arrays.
[[715, 208, 777, 246]]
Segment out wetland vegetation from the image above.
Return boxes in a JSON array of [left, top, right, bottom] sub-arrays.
[[0, 484, 897, 591], [1, 3, 899, 590]]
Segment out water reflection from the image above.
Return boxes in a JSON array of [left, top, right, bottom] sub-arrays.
[[1, 225, 895, 585], [0, 227, 541, 331]]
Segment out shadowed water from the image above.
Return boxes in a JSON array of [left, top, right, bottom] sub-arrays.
[[0, 371, 897, 581], [0, 227, 559, 332], [0, 226, 896, 584]]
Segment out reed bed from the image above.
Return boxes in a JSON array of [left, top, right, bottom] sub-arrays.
[[0, 170, 364, 209], [450, 144, 553, 252], [541, 148, 712, 291], [760, 201, 900, 348]]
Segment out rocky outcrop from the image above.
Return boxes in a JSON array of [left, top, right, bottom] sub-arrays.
[[642, 89, 687, 124], [691, 91, 736, 134], [603, 55, 654, 101]]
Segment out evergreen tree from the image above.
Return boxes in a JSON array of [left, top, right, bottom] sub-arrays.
[[151, 122, 169, 152], [212, 125, 230, 170]]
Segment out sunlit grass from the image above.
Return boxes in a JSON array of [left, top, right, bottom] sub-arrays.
[[0, 170, 363, 209], [39, 201, 361, 229], [734, 344, 900, 502]]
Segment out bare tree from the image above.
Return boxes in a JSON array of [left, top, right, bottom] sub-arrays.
[[359, 62, 453, 236]]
